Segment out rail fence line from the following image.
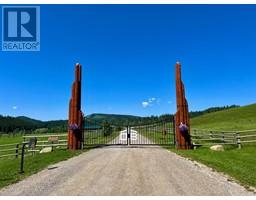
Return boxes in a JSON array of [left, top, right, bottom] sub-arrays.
[[191, 129, 256, 148], [1, 128, 256, 158], [0, 134, 67, 159], [0, 143, 19, 158]]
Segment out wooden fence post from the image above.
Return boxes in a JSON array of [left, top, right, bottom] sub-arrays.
[[15, 144, 19, 158], [193, 129, 197, 141], [236, 132, 241, 149], [210, 131, 213, 139]]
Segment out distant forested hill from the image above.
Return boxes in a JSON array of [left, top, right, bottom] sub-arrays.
[[191, 104, 256, 131], [0, 115, 43, 133], [189, 105, 240, 118], [0, 116, 67, 134], [86, 105, 239, 125], [86, 113, 173, 126], [87, 113, 142, 125], [0, 104, 241, 134]]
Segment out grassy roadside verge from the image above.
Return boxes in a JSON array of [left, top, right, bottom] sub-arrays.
[[134, 126, 256, 189], [169, 145, 256, 189], [0, 129, 122, 189], [0, 149, 88, 189]]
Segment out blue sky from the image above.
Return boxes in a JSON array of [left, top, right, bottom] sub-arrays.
[[0, 5, 256, 121]]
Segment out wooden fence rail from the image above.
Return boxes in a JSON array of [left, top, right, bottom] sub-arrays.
[[0, 143, 19, 158], [0, 134, 68, 159], [191, 129, 256, 148]]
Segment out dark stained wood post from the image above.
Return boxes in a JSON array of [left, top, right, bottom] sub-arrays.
[[68, 63, 84, 150], [175, 62, 192, 149]]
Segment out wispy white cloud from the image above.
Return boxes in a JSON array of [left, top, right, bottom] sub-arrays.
[[142, 97, 160, 108], [148, 97, 156, 103], [12, 106, 17, 110], [142, 101, 149, 108]]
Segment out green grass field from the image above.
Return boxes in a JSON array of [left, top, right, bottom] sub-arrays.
[[0, 132, 87, 189], [171, 145, 256, 188], [171, 104, 256, 189], [0, 129, 123, 189], [0, 135, 23, 145], [191, 103, 256, 131], [0, 149, 86, 189], [0, 132, 68, 145]]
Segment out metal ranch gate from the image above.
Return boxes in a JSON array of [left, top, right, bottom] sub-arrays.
[[83, 118, 175, 147]]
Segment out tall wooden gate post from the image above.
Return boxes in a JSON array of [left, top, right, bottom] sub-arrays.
[[175, 62, 192, 149], [68, 63, 84, 150]]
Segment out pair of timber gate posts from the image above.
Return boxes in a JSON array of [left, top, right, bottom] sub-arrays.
[[67, 62, 192, 150]]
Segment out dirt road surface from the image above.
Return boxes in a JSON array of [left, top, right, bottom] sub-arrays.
[[0, 143, 254, 196]]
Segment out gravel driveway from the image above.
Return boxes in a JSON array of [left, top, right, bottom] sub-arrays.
[[0, 143, 254, 196]]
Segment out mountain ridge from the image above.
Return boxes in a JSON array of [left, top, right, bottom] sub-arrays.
[[0, 104, 246, 133]]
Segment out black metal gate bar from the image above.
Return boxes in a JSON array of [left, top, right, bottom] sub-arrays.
[[83, 118, 175, 146], [84, 119, 128, 146], [130, 119, 175, 145]]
